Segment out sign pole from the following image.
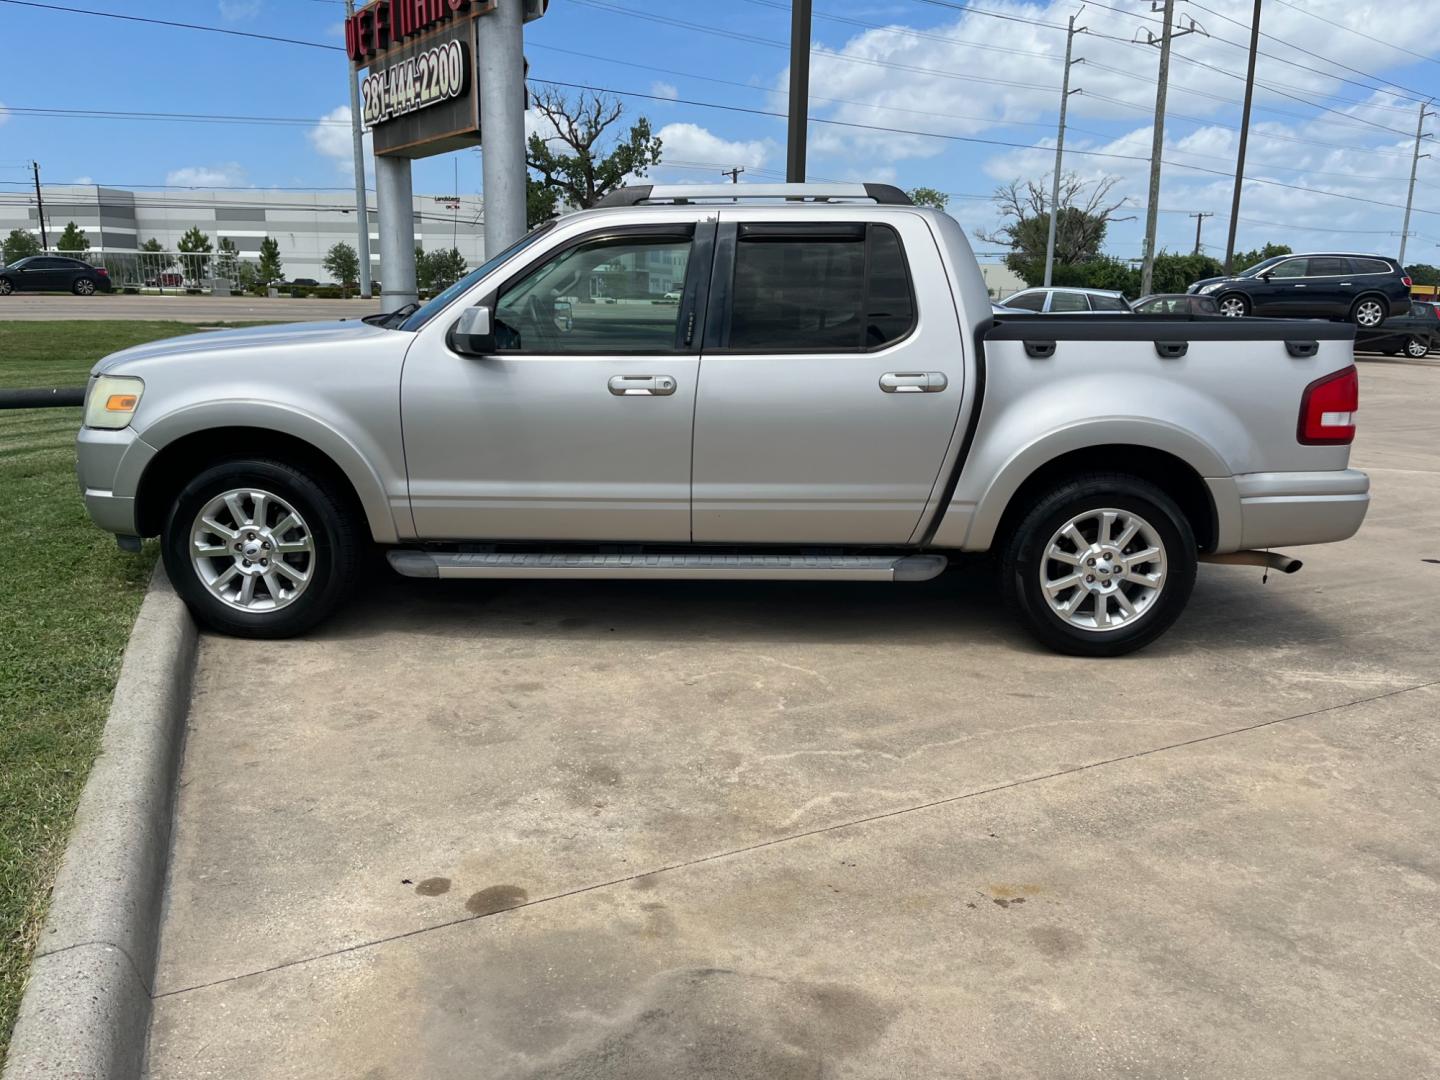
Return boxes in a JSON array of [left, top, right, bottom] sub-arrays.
[[376, 155, 418, 307], [477, 0, 528, 256], [344, 0, 374, 300]]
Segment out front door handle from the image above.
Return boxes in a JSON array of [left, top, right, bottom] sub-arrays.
[[880, 371, 948, 393], [608, 374, 677, 396]]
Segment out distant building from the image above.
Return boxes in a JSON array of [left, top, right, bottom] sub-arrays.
[[0, 185, 485, 281], [977, 261, 1026, 299]]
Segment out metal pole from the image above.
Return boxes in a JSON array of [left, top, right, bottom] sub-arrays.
[[32, 162, 48, 250], [477, 0, 527, 256], [375, 154, 418, 307], [1223, 0, 1260, 274], [786, 0, 812, 183], [1044, 12, 1083, 288], [344, 0, 373, 300], [1140, 0, 1177, 298], [1399, 100, 1433, 268]]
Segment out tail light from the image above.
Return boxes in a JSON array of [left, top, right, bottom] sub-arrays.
[[96, 268, 108, 276], [1402, 275, 1413, 287], [1298, 365, 1358, 445]]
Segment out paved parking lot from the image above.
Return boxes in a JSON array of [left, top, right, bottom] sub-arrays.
[[144, 360, 1439, 1079], [0, 294, 376, 322]]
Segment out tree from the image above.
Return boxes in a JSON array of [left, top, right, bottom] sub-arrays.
[[907, 187, 949, 210], [1405, 262, 1440, 287], [414, 245, 433, 291], [525, 88, 663, 225], [177, 226, 213, 283], [56, 221, 91, 253], [257, 237, 284, 284], [979, 174, 1130, 285], [215, 237, 241, 282], [3, 228, 41, 265], [426, 248, 468, 290], [323, 242, 360, 297], [140, 237, 176, 271], [1232, 243, 1291, 273]]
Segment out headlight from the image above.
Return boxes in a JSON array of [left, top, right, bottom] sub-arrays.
[[1197, 282, 1224, 295], [84, 375, 145, 429]]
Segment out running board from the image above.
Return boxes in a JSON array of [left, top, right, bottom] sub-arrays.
[[388, 550, 948, 582]]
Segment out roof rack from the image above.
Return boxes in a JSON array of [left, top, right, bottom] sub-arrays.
[[594, 183, 915, 208]]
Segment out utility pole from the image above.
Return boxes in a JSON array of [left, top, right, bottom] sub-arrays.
[[1138, 1, 1202, 297], [1044, 7, 1087, 288], [1399, 99, 1434, 268], [787, 0, 812, 182], [344, 0, 373, 299], [1189, 211, 1214, 255], [32, 161, 48, 250], [721, 166, 745, 184], [1223, 0, 1261, 273], [476, 0, 528, 255]]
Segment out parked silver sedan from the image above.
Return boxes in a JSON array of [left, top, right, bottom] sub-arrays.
[[999, 287, 1132, 313]]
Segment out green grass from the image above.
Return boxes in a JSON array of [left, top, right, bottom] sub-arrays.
[[0, 320, 256, 390], [0, 321, 192, 1055]]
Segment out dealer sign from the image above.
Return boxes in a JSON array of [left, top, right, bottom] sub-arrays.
[[346, 0, 494, 159]]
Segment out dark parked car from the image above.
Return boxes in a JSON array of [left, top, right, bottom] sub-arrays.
[[1354, 301, 1437, 358], [1132, 293, 1220, 315], [1187, 253, 1410, 327], [290, 278, 320, 287], [0, 255, 113, 296]]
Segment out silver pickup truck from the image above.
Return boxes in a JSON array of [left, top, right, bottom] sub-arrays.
[[77, 183, 1369, 656]]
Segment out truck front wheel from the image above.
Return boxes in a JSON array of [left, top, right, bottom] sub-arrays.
[[161, 458, 365, 638], [1001, 474, 1197, 657]]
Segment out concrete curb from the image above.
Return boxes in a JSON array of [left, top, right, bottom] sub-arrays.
[[3, 563, 196, 1080]]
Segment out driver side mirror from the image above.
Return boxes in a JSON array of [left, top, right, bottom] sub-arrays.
[[451, 305, 495, 356], [1257, 271, 1272, 281]]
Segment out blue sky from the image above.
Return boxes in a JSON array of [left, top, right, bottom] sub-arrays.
[[3, 0, 1440, 262]]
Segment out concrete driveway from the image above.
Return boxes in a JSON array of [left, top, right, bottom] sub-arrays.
[[144, 361, 1440, 1079], [0, 294, 377, 322]]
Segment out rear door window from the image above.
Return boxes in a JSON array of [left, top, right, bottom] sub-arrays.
[[1089, 294, 1129, 311], [725, 223, 916, 351], [1307, 257, 1348, 276], [1049, 291, 1090, 312]]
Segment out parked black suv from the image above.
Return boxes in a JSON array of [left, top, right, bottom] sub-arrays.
[[1187, 253, 1411, 327], [0, 255, 113, 296]]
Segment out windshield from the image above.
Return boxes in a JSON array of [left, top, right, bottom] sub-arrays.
[[1236, 255, 1289, 278], [398, 221, 557, 332]]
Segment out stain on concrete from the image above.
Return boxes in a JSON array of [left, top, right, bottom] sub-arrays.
[[466, 885, 529, 916], [525, 968, 893, 1080], [630, 874, 659, 892], [559, 617, 591, 630], [511, 682, 545, 693], [1029, 925, 1085, 959], [414, 877, 451, 897]]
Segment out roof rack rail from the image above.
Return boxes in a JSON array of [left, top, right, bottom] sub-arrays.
[[594, 183, 915, 208]]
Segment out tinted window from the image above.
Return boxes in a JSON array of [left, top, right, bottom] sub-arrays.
[[727, 224, 914, 351], [30, 258, 64, 269], [1002, 291, 1045, 312], [1050, 290, 1090, 312], [5, 257, 35, 270], [1307, 257, 1348, 276], [495, 235, 692, 353], [1090, 294, 1129, 311], [1194, 296, 1219, 314], [1269, 258, 1308, 279], [1353, 258, 1393, 275]]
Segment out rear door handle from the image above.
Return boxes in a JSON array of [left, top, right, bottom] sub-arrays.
[[880, 371, 948, 393], [608, 375, 677, 396]]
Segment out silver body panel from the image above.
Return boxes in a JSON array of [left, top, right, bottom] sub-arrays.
[[77, 202, 1368, 563]]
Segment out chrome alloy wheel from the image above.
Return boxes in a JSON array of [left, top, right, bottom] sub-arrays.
[[1406, 336, 1430, 359], [75, 278, 96, 295], [1040, 508, 1167, 633], [1354, 299, 1385, 328], [1218, 295, 1246, 318], [189, 488, 315, 612]]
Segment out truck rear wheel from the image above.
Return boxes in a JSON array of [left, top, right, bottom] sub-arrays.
[[1001, 474, 1196, 657], [161, 458, 364, 638]]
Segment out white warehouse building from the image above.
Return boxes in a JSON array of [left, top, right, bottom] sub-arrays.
[[0, 185, 486, 282]]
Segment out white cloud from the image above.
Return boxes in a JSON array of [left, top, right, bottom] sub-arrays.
[[218, 0, 261, 22], [71, 176, 95, 185], [166, 163, 247, 187], [309, 106, 372, 181], [654, 122, 774, 171], [651, 82, 679, 101]]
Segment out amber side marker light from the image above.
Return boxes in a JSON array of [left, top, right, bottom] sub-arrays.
[[106, 394, 139, 412]]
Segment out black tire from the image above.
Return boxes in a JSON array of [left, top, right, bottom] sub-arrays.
[[1000, 473, 1197, 657], [1348, 295, 1387, 329], [1216, 292, 1249, 318], [161, 458, 365, 638]]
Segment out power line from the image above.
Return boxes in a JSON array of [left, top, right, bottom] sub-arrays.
[[0, 0, 342, 50], [1266, 0, 1440, 72]]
